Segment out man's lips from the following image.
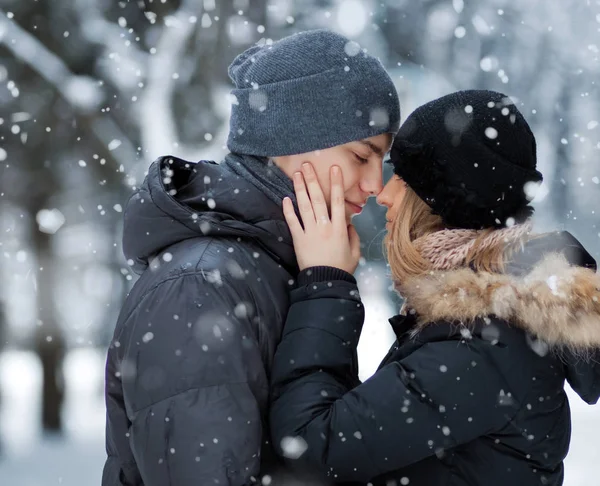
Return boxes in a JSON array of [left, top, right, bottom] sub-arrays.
[[345, 201, 364, 214]]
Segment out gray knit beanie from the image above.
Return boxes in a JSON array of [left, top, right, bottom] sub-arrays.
[[226, 29, 401, 157]]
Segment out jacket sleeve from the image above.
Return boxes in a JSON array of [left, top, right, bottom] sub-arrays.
[[121, 272, 269, 486], [269, 273, 513, 483], [103, 347, 144, 485]]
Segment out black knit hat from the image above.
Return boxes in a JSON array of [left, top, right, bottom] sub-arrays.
[[390, 90, 543, 229]]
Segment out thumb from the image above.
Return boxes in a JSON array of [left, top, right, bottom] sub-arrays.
[[348, 224, 361, 261]]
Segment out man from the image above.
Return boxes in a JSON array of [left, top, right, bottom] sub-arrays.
[[102, 29, 400, 486]]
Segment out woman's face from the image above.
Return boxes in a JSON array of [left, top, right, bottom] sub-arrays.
[[376, 174, 408, 230]]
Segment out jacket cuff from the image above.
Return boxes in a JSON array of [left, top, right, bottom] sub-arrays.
[[297, 266, 356, 286]]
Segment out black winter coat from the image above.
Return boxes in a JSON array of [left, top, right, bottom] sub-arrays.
[[102, 156, 298, 486], [270, 232, 600, 486]]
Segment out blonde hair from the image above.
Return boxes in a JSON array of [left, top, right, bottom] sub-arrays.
[[384, 187, 523, 286]]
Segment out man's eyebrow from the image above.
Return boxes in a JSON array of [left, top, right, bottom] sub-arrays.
[[358, 140, 386, 158]]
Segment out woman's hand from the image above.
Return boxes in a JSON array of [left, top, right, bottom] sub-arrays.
[[283, 162, 361, 274]]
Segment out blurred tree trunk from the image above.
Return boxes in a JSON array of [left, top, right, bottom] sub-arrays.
[[551, 84, 571, 228], [0, 299, 4, 452], [30, 209, 66, 433]]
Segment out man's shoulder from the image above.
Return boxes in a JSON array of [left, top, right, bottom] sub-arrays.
[[136, 236, 279, 293], [170, 235, 261, 271], [121, 230, 292, 322]]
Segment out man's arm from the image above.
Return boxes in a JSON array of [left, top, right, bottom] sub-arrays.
[[103, 350, 143, 485], [121, 272, 267, 486]]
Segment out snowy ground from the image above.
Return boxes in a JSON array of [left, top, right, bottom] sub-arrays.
[[0, 321, 598, 485], [0, 349, 106, 486]]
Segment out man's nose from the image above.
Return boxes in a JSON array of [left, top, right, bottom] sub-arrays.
[[362, 164, 384, 196]]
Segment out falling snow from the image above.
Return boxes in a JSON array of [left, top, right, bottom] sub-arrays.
[[0, 2, 598, 485]]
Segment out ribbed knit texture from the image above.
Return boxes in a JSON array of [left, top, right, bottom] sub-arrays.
[[397, 221, 533, 316], [227, 29, 401, 157], [414, 221, 533, 270], [296, 266, 356, 286]]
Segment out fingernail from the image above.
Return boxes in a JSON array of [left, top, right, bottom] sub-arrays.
[[302, 162, 312, 173], [332, 166, 340, 175], [294, 171, 302, 181]]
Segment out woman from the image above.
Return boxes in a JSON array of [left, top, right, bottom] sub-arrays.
[[270, 90, 600, 485]]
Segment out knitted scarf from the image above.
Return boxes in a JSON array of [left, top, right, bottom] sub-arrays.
[[413, 221, 533, 271], [398, 221, 533, 315], [220, 152, 295, 206]]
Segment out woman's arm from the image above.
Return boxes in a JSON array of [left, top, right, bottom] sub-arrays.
[[274, 163, 512, 483], [270, 274, 511, 483]]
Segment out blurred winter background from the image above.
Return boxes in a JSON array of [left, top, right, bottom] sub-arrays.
[[0, 0, 599, 484]]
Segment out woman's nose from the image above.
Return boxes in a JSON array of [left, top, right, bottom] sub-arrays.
[[376, 191, 389, 208], [376, 182, 391, 208]]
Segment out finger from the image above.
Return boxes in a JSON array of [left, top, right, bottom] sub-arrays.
[[302, 162, 330, 225], [293, 171, 316, 227], [348, 224, 362, 262], [330, 165, 346, 229], [282, 197, 304, 235]]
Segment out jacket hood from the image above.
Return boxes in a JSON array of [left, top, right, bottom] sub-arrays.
[[400, 232, 600, 404], [122, 156, 296, 275]]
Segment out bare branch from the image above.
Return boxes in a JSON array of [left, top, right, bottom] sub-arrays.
[[138, 0, 205, 159], [74, 0, 149, 67], [0, 10, 138, 174]]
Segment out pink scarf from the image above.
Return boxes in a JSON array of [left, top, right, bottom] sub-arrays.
[[397, 221, 532, 315], [413, 221, 533, 271]]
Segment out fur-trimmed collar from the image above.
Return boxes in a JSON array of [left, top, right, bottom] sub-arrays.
[[399, 253, 600, 351]]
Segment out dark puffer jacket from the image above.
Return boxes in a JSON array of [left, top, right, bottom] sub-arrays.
[[102, 156, 298, 486], [270, 232, 600, 485]]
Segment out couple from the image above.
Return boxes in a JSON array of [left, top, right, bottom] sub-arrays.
[[103, 30, 600, 486]]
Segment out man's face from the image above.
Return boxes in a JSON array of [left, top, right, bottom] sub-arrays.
[[274, 133, 392, 222]]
